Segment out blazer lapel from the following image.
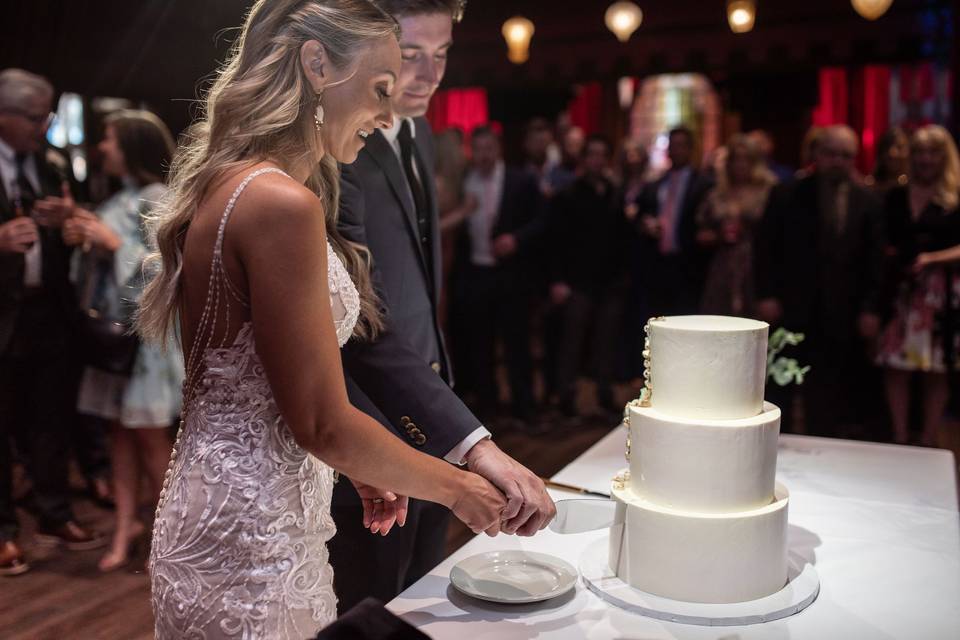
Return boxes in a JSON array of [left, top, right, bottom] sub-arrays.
[[364, 130, 433, 290]]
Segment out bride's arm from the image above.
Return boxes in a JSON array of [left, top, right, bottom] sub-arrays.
[[231, 178, 505, 534]]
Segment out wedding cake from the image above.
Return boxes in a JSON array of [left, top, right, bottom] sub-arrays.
[[609, 315, 789, 604]]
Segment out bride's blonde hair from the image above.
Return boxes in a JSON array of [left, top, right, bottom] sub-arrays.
[[137, 0, 397, 345]]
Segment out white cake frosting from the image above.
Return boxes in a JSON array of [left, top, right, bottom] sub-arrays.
[[647, 315, 768, 420], [610, 481, 789, 604], [628, 402, 781, 513], [611, 315, 789, 605]]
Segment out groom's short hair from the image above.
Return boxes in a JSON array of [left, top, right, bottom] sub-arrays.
[[376, 0, 466, 23]]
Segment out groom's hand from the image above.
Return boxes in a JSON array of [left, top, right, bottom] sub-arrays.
[[464, 439, 556, 536]]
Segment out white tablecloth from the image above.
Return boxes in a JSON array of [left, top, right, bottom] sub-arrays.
[[387, 433, 960, 639]]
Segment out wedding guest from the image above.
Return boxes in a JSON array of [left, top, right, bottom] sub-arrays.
[[866, 127, 909, 193], [619, 137, 651, 379], [696, 133, 777, 316], [455, 125, 545, 422], [549, 135, 631, 417], [632, 125, 713, 316], [755, 125, 885, 437], [796, 126, 825, 179], [876, 125, 960, 446], [58, 110, 183, 571], [434, 127, 474, 328], [546, 125, 584, 194], [747, 129, 793, 183], [0, 68, 103, 577], [523, 117, 557, 198]]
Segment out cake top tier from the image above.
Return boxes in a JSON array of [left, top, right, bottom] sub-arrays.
[[644, 315, 768, 420]]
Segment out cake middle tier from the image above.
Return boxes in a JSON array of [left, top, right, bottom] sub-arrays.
[[628, 401, 781, 513]]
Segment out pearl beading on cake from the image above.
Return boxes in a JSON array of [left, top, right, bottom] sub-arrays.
[[622, 317, 664, 463]]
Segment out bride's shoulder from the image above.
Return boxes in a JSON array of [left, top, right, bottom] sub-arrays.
[[229, 169, 326, 243]]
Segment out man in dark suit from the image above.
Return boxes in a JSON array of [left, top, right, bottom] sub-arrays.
[[455, 126, 547, 422], [633, 126, 713, 316], [0, 68, 104, 577], [330, 1, 554, 612], [755, 125, 885, 437], [549, 135, 631, 418]]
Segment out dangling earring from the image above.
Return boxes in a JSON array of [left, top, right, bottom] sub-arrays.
[[314, 91, 325, 131]]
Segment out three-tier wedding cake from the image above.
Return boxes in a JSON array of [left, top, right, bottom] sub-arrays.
[[609, 315, 789, 604]]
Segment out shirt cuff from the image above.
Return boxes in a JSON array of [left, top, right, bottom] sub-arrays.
[[444, 427, 492, 465]]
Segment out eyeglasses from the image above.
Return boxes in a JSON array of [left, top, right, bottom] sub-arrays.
[[3, 108, 56, 127]]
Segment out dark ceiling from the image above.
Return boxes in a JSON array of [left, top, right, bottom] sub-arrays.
[[0, 0, 953, 130]]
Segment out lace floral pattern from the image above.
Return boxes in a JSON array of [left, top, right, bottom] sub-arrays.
[[150, 169, 361, 639]]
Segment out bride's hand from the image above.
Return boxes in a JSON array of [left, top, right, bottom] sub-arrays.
[[349, 478, 408, 536], [451, 472, 507, 537]]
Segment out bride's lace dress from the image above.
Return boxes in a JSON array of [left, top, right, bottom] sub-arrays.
[[150, 168, 360, 639]]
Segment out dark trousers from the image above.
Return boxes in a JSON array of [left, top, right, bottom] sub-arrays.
[[0, 351, 75, 541], [72, 413, 111, 482], [329, 494, 450, 615], [555, 288, 624, 406], [784, 326, 869, 438], [457, 264, 535, 417]]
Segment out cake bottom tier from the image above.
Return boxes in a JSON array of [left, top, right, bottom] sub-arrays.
[[609, 479, 789, 604]]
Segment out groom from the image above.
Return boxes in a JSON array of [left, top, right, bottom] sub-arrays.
[[330, 0, 555, 613]]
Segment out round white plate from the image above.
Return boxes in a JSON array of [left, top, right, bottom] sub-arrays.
[[450, 550, 579, 604]]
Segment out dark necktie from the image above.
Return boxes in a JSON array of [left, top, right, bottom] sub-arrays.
[[14, 152, 38, 214], [397, 120, 432, 260]]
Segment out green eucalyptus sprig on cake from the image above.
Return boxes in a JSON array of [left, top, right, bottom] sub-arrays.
[[766, 327, 811, 386]]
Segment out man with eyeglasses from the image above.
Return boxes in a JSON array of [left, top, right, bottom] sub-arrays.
[[0, 68, 104, 577], [755, 124, 885, 439]]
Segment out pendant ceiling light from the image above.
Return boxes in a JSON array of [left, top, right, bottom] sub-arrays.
[[502, 17, 535, 64], [727, 0, 756, 34], [605, 2, 643, 43], [851, 0, 893, 20]]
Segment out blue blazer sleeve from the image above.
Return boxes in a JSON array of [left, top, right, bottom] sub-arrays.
[[337, 162, 482, 459]]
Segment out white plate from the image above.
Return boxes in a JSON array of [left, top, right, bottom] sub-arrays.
[[450, 550, 578, 604]]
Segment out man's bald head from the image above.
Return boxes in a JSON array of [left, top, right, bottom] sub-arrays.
[[817, 125, 859, 183]]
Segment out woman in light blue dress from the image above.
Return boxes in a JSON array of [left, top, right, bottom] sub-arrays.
[[62, 110, 183, 571]]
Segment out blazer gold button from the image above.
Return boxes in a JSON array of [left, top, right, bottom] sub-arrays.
[[414, 433, 427, 446], [400, 416, 411, 426], [430, 362, 441, 373]]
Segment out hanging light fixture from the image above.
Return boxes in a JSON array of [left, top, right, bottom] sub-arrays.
[[726, 0, 756, 34], [605, 2, 643, 43], [502, 17, 535, 64], [851, 0, 893, 20]]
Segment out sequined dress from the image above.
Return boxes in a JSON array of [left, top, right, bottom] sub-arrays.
[[149, 168, 360, 639]]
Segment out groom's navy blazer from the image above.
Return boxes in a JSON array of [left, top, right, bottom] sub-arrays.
[[336, 117, 481, 478]]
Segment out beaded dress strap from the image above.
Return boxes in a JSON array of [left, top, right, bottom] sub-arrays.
[[181, 166, 290, 408]]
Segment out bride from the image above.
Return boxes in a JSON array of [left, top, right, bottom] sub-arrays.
[[136, 1, 506, 637]]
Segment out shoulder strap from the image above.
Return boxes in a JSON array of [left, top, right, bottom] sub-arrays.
[[181, 166, 289, 407], [213, 167, 288, 264]]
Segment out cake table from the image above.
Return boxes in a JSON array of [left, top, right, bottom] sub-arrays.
[[387, 431, 960, 639]]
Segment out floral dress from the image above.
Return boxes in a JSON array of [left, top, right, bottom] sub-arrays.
[[877, 186, 960, 373]]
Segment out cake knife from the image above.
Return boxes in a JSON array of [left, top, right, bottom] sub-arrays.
[[549, 498, 617, 534]]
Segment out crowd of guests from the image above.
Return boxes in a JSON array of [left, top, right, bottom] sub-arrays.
[[1, 62, 958, 579], [436, 114, 960, 450], [1, 68, 180, 575]]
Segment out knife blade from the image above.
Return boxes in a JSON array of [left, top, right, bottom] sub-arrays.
[[549, 498, 617, 534]]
